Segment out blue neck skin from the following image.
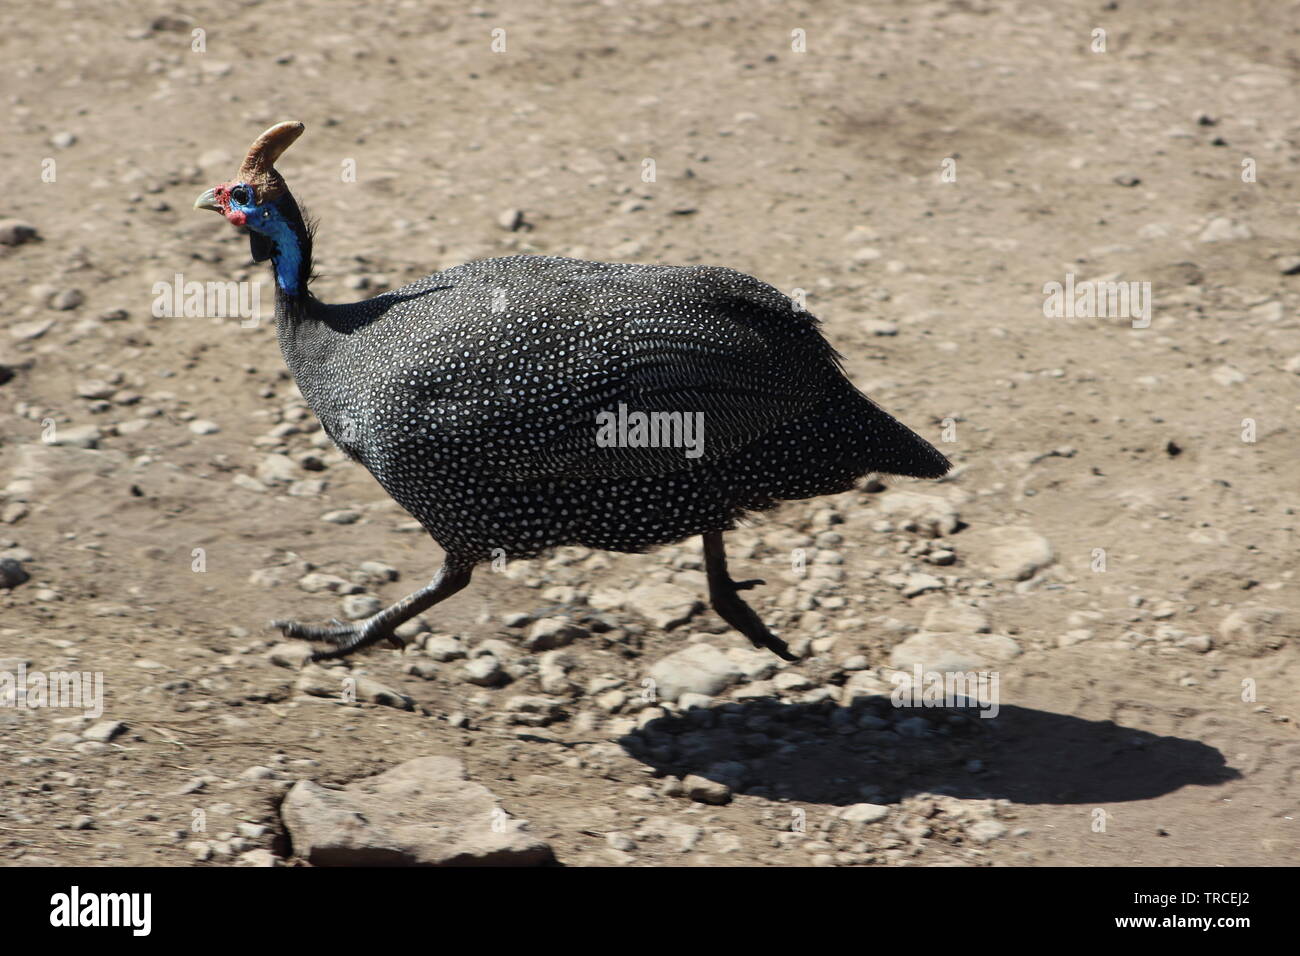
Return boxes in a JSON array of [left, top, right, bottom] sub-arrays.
[[228, 189, 307, 297], [259, 212, 305, 296]]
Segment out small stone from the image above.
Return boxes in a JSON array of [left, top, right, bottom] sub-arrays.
[[463, 656, 507, 687], [10, 319, 54, 341], [682, 774, 732, 805], [1198, 217, 1252, 242], [340, 594, 382, 620], [321, 510, 361, 525], [524, 617, 586, 651], [424, 634, 467, 661], [0, 219, 39, 246], [648, 643, 744, 702], [967, 820, 1008, 844], [46, 424, 101, 448], [839, 803, 890, 824], [1210, 364, 1246, 387], [50, 289, 84, 311], [0, 558, 29, 589], [901, 573, 944, 597], [189, 420, 221, 435], [82, 720, 126, 743]]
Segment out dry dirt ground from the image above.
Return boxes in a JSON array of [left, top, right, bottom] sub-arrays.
[[1, 0, 1297, 867]]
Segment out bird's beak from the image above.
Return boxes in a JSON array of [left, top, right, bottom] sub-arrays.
[[194, 188, 222, 213]]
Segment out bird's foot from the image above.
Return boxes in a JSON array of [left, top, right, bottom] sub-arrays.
[[708, 576, 798, 662], [270, 616, 404, 661]]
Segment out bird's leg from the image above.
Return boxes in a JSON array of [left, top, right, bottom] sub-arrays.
[[702, 531, 798, 661], [273, 562, 473, 662]]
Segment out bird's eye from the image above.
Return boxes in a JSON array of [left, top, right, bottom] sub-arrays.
[[230, 185, 251, 205]]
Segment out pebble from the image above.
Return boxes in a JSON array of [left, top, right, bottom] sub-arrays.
[[0, 219, 39, 246], [321, 510, 361, 524], [463, 656, 507, 687], [682, 775, 732, 805], [647, 643, 744, 702], [839, 803, 890, 824], [82, 720, 126, 743], [189, 420, 221, 435], [0, 558, 29, 589], [340, 594, 383, 619], [46, 424, 101, 448], [424, 634, 467, 661], [1210, 364, 1246, 387], [1198, 217, 1252, 242]]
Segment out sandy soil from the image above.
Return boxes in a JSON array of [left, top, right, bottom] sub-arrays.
[[1, 0, 1296, 867]]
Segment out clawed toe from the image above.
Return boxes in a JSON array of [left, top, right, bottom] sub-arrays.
[[732, 578, 765, 591]]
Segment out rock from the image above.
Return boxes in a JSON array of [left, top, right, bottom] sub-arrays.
[[49, 288, 83, 310], [647, 643, 744, 702], [1210, 364, 1246, 387], [82, 720, 126, 743], [9, 319, 54, 341], [340, 594, 382, 620], [75, 379, 117, 400], [875, 491, 961, 537], [524, 617, 586, 651], [1277, 257, 1300, 276], [901, 573, 944, 597], [1218, 606, 1296, 656], [922, 605, 990, 633], [889, 631, 1021, 672], [0, 219, 39, 246], [537, 650, 576, 695], [188, 420, 221, 435], [321, 510, 361, 525], [267, 642, 313, 668], [682, 774, 732, 805], [46, 424, 101, 449], [423, 634, 467, 662], [624, 583, 702, 630], [505, 695, 564, 726], [773, 671, 814, 692], [962, 526, 1054, 580], [724, 646, 780, 681], [297, 572, 357, 594], [359, 560, 399, 582], [463, 656, 507, 687], [352, 676, 414, 710], [839, 803, 890, 824], [497, 208, 525, 231], [967, 819, 1008, 844], [280, 756, 553, 866], [1198, 217, 1252, 242], [0, 558, 29, 590], [256, 454, 298, 484]]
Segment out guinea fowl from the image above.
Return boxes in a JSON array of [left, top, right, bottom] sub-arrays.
[[194, 121, 950, 663]]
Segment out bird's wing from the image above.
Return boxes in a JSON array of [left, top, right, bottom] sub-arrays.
[[415, 265, 840, 480]]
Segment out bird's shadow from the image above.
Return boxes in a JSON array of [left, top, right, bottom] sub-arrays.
[[616, 695, 1240, 806]]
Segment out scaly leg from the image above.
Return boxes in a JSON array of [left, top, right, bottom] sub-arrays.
[[273, 562, 473, 661], [702, 531, 797, 661]]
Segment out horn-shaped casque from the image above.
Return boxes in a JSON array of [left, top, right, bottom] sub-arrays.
[[237, 121, 304, 202]]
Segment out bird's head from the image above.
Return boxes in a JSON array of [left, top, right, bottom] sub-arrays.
[[195, 121, 311, 292]]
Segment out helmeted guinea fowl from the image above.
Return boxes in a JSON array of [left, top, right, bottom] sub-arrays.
[[194, 121, 949, 663]]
